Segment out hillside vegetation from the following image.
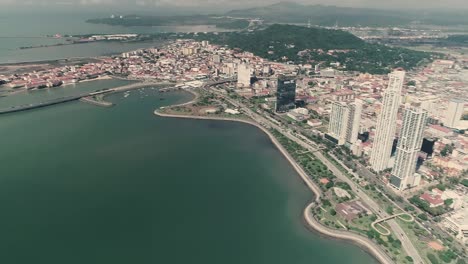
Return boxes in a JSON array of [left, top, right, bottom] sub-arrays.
[[188, 24, 436, 74]]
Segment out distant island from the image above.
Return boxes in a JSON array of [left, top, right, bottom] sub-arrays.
[[184, 24, 438, 74], [86, 15, 250, 30]]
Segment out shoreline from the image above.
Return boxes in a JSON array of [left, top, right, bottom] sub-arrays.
[[153, 107, 393, 264]]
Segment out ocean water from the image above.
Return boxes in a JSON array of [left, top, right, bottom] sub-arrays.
[[0, 11, 220, 63], [0, 83, 377, 264]]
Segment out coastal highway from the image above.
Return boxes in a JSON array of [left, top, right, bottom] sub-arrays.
[[208, 86, 425, 264], [0, 81, 164, 115]]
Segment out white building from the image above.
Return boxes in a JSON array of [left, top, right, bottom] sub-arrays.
[[328, 99, 362, 146], [287, 108, 309, 121], [389, 104, 427, 190], [444, 99, 465, 129], [346, 99, 363, 145], [443, 208, 468, 244], [237, 63, 251, 87], [328, 101, 350, 145], [370, 70, 405, 172]]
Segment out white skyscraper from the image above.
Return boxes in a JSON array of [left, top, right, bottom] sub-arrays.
[[370, 70, 405, 172], [328, 101, 349, 145], [390, 104, 427, 190], [328, 99, 362, 146], [237, 63, 251, 87], [346, 99, 363, 145], [444, 99, 465, 128]]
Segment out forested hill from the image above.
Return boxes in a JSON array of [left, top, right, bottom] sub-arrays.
[[187, 24, 438, 74], [210, 24, 365, 52]]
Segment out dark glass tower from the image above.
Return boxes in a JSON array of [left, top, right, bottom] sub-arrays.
[[275, 75, 296, 113]]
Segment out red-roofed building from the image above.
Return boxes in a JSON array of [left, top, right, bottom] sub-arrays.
[[420, 190, 444, 207], [320, 178, 330, 185]]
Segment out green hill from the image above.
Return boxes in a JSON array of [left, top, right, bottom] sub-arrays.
[[188, 24, 437, 74]]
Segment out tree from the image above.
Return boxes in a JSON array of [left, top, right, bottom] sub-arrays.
[[427, 253, 439, 264], [444, 199, 454, 207], [325, 181, 335, 189], [322, 199, 332, 207], [418, 213, 428, 221], [439, 250, 457, 263], [436, 183, 446, 191], [386, 206, 394, 215], [440, 144, 454, 157], [405, 256, 414, 263], [330, 209, 337, 216], [461, 179, 468, 187]]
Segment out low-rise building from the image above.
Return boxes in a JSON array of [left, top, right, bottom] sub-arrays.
[[335, 200, 369, 221]]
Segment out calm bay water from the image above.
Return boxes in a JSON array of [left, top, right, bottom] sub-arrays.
[[0, 80, 377, 264], [0, 11, 221, 63]]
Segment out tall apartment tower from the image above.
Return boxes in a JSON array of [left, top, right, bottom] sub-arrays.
[[390, 104, 427, 190], [444, 99, 465, 128], [370, 70, 405, 172], [328, 101, 349, 145], [328, 99, 362, 145], [346, 99, 363, 145], [237, 63, 251, 87]]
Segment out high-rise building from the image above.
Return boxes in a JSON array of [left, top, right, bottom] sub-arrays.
[[328, 99, 362, 145], [328, 101, 349, 145], [390, 104, 427, 190], [444, 99, 465, 128], [237, 63, 251, 87], [275, 75, 296, 113], [370, 70, 405, 172], [346, 99, 363, 145]]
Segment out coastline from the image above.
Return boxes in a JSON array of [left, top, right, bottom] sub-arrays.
[[153, 96, 393, 264]]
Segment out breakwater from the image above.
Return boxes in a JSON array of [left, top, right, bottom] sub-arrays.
[[0, 81, 167, 115]]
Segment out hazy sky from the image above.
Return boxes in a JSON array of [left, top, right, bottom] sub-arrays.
[[0, 0, 467, 10]]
